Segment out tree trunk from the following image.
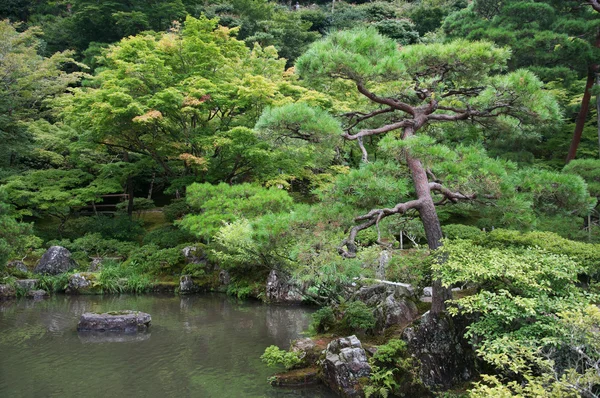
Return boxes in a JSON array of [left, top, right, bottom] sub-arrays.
[[123, 151, 134, 218], [406, 153, 452, 315], [597, 73, 600, 158], [567, 68, 596, 163]]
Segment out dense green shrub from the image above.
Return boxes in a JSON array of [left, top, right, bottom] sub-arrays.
[[442, 224, 483, 240], [385, 250, 431, 291], [142, 226, 195, 249], [163, 199, 192, 222], [124, 244, 185, 275], [62, 215, 144, 242], [309, 306, 336, 334], [437, 239, 599, 396], [180, 183, 294, 240], [48, 233, 137, 258], [341, 300, 376, 332]]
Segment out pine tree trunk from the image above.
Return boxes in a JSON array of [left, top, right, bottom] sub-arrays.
[[567, 67, 596, 163], [406, 153, 452, 315]]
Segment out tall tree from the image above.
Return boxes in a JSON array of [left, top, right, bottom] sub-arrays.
[[443, 0, 600, 162], [0, 20, 82, 173], [259, 28, 562, 313]]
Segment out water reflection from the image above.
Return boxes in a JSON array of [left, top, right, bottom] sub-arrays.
[[0, 294, 335, 398]]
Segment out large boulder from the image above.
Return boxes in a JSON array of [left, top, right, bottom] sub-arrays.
[[353, 283, 418, 332], [266, 269, 303, 304], [7, 260, 28, 273], [403, 311, 477, 389], [77, 311, 151, 332], [34, 246, 78, 275], [321, 335, 371, 398]]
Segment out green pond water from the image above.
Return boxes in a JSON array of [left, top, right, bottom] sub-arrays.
[[0, 294, 336, 398]]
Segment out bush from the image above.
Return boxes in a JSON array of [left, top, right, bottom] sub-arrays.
[[309, 306, 336, 334], [342, 300, 376, 332], [62, 215, 144, 241], [142, 226, 195, 248], [124, 244, 185, 275], [48, 233, 137, 258], [261, 345, 302, 370], [163, 198, 192, 222], [385, 250, 431, 292], [442, 224, 483, 240]]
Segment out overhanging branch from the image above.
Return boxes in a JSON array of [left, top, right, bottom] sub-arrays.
[[338, 199, 423, 258]]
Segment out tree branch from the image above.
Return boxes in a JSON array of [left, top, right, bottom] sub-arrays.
[[355, 81, 415, 116], [338, 199, 423, 258], [428, 182, 477, 203], [343, 120, 412, 140]]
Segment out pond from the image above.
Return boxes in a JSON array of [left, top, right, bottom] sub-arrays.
[[0, 294, 336, 398]]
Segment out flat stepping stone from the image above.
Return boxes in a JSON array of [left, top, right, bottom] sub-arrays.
[[77, 310, 151, 332]]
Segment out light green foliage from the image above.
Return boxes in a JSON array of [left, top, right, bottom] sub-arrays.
[[96, 261, 153, 294], [260, 345, 302, 370], [180, 183, 293, 240], [365, 339, 424, 398], [442, 224, 482, 240], [3, 169, 114, 234], [0, 20, 83, 171], [480, 229, 600, 277], [436, 237, 600, 396], [56, 15, 317, 188]]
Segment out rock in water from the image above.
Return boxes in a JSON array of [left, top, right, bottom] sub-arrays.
[[266, 269, 303, 304], [179, 275, 201, 294], [321, 335, 371, 398], [34, 246, 79, 275], [77, 311, 151, 332]]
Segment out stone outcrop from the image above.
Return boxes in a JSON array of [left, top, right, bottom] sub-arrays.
[[182, 246, 207, 265], [403, 311, 477, 389], [321, 335, 371, 398], [34, 246, 78, 275], [0, 284, 16, 300], [291, 338, 321, 367], [266, 269, 303, 304], [66, 273, 99, 294], [353, 282, 419, 332], [14, 279, 38, 290], [179, 275, 201, 294], [88, 258, 103, 272], [77, 311, 151, 332], [7, 260, 28, 273]]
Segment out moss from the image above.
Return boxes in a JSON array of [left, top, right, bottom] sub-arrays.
[[269, 367, 319, 387]]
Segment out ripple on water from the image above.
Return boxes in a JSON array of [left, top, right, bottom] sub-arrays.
[[0, 294, 335, 398]]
